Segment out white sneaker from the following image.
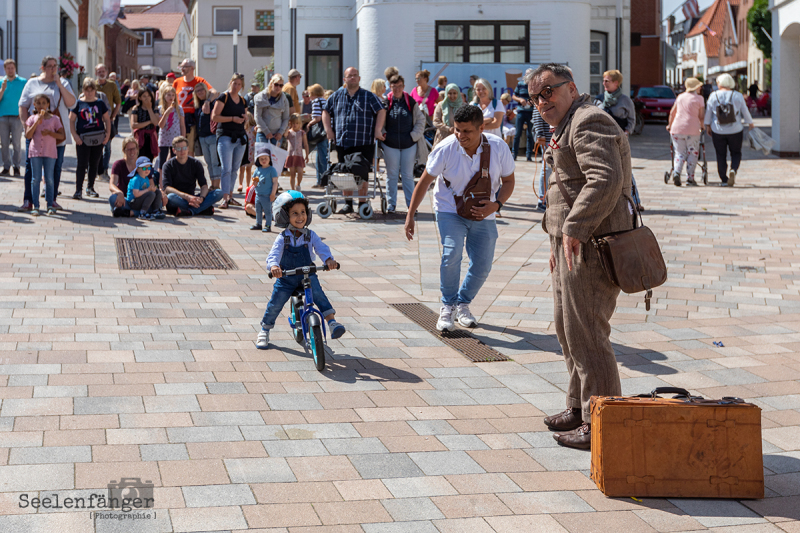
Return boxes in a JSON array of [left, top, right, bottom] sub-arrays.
[[436, 305, 456, 332], [256, 329, 269, 349], [728, 169, 736, 187], [456, 303, 478, 328]]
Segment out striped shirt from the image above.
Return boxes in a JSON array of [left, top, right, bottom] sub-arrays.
[[532, 106, 553, 143], [311, 97, 325, 118], [324, 87, 384, 149]]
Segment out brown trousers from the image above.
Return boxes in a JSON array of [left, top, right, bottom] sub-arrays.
[[551, 236, 622, 421]]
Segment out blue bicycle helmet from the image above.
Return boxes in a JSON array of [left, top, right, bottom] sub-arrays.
[[272, 190, 311, 229]]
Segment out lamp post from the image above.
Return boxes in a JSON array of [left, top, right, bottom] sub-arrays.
[[233, 29, 238, 74], [290, 0, 297, 69]]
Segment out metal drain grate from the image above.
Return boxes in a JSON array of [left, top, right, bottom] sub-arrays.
[[391, 303, 509, 363], [115, 238, 238, 270]]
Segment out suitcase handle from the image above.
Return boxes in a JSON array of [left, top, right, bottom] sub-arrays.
[[650, 387, 691, 399]]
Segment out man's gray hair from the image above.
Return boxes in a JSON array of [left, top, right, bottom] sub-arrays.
[[524, 63, 574, 85]]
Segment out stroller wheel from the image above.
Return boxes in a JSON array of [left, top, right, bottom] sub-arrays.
[[316, 202, 332, 219], [358, 202, 373, 220], [664, 171, 670, 184], [380, 197, 387, 215]]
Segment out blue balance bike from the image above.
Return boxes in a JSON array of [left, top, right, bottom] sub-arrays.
[[268, 262, 339, 371]]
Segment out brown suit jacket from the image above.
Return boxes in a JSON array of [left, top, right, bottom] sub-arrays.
[[543, 94, 634, 243]]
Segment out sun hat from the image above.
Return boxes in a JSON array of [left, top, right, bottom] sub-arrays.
[[684, 78, 702, 92], [128, 156, 153, 177]]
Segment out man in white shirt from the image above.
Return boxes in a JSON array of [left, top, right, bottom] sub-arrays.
[[404, 105, 515, 331]]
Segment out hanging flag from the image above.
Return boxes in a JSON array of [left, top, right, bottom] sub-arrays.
[[99, 0, 122, 26], [699, 22, 718, 37], [682, 0, 700, 20]]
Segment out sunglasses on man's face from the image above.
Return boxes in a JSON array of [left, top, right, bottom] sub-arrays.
[[528, 80, 570, 106], [175, 146, 189, 152]]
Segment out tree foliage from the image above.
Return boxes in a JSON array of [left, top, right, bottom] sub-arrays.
[[747, 0, 771, 58]]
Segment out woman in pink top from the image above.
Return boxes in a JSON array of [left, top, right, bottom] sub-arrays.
[[411, 70, 438, 118], [25, 93, 66, 215], [667, 77, 705, 186]]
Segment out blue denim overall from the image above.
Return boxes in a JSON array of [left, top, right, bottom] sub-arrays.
[[260, 230, 334, 330]]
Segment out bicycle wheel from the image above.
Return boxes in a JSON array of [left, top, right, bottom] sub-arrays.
[[290, 298, 304, 345], [309, 323, 325, 371]]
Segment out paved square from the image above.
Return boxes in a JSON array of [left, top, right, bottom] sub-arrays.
[[0, 119, 798, 530]]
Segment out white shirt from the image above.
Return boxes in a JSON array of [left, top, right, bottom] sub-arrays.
[[19, 77, 76, 147], [266, 229, 333, 269], [475, 99, 505, 138], [426, 133, 515, 221], [704, 90, 753, 135]]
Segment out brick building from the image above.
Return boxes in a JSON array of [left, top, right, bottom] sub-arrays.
[[630, 0, 663, 87], [105, 21, 142, 83]]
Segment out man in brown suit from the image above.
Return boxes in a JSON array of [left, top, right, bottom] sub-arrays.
[[526, 63, 634, 450]]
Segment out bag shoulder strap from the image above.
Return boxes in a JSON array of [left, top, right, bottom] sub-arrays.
[[442, 135, 491, 191]]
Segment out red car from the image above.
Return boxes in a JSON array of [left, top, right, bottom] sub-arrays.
[[633, 85, 676, 121]]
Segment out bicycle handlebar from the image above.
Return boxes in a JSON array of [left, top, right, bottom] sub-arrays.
[[268, 262, 340, 279]]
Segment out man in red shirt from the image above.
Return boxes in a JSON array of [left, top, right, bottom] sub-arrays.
[[173, 58, 215, 156]]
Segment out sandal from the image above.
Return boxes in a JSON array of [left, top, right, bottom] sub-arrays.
[[228, 198, 242, 206], [219, 200, 229, 209]]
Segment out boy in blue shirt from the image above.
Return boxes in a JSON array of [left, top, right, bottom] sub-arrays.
[[250, 144, 279, 232], [256, 191, 346, 349], [127, 156, 165, 220]]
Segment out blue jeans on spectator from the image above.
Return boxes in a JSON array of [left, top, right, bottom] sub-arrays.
[[255, 193, 272, 228], [315, 138, 328, 186], [436, 211, 498, 307], [29, 157, 55, 210], [537, 162, 552, 206], [382, 144, 415, 210], [513, 109, 534, 160], [256, 132, 279, 145], [198, 135, 221, 180], [108, 193, 131, 213], [216, 136, 247, 195], [166, 189, 223, 215], [23, 140, 64, 203]]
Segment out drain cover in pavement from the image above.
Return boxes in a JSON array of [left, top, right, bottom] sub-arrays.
[[115, 238, 238, 270], [390, 303, 509, 363]]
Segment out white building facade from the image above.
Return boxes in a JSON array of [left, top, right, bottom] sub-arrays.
[[772, 0, 799, 156], [78, 0, 106, 75], [190, 0, 631, 97], [0, 0, 79, 82]]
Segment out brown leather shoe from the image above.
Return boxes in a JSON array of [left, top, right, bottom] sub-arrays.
[[544, 408, 583, 432], [553, 422, 591, 450]]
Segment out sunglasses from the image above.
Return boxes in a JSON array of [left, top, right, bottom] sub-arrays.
[[528, 80, 570, 106], [140, 166, 152, 171], [175, 146, 189, 152], [273, 83, 284, 88]]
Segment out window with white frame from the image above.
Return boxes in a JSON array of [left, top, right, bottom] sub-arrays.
[[213, 7, 241, 35], [138, 31, 152, 47]]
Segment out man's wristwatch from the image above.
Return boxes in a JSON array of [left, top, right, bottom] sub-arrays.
[[495, 200, 504, 213]]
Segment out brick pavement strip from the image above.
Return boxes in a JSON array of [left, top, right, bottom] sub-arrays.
[[0, 123, 799, 530]]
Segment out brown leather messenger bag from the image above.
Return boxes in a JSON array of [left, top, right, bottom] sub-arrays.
[[553, 170, 667, 311]]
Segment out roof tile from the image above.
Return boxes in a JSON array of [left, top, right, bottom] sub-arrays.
[[119, 13, 185, 40]]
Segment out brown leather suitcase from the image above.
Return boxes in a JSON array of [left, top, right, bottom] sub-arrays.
[[590, 387, 763, 499]]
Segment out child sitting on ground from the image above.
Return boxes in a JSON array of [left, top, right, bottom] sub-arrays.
[[256, 191, 346, 349], [127, 156, 165, 220], [250, 145, 279, 232]]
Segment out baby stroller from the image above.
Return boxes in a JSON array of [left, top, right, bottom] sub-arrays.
[[664, 132, 708, 186], [316, 140, 387, 220]]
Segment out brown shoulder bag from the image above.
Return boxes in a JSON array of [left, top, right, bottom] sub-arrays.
[[553, 171, 667, 311], [443, 135, 493, 220]]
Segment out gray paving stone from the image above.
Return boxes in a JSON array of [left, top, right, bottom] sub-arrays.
[[282, 423, 360, 439], [154, 383, 208, 395], [526, 447, 591, 471], [381, 476, 459, 498], [363, 521, 439, 533], [140, 444, 190, 461], [700, 368, 767, 386], [519, 432, 560, 448], [415, 390, 478, 406], [349, 453, 425, 479], [240, 425, 289, 441], [134, 350, 195, 362], [182, 484, 256, 507], [205, 382, 248, 394], [381, 497, 444, 521], [464, 388, 526, 405], [32, 385, 88, 398], [425, 378, 469, 390], [668, 499, 767, 527], [8, 374, 49, 386], [0, 464, 74, 491], [74, 396, 145, 415], [191, 411, 265, 426], [436, 435, 491, 451], [167, 426, 244, 443], [495, 374, 561, 394], [322, 437, 389, 455], [144, 395, 202, 413], [460, 376, 505, 388], [620, 377, 673, 396], [94, 508, 173, 533], [9, 445, 92, 464], [500, 490, 595, 513], [264, 393, 323, 411], [408, 451, 486, 475], [408, 420, 459, 436], [224, 458, 296, 483], [263, 439, 329, 457], [425, 367, 488, 378]]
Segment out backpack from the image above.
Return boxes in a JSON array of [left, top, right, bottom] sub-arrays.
[[716, 91, 736, 125], [209, 93, 230, 134]]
